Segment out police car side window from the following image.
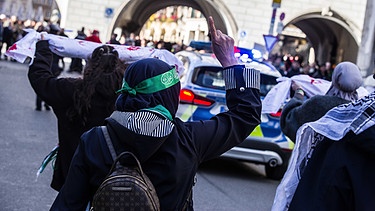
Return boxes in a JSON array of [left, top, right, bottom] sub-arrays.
[[194, 67, 225, 90]]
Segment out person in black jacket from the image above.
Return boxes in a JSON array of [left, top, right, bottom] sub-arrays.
[[273, 91, 375, 211], [69, 27, 87, 74], [50, 16, 262, 211], [28, 41, 126, 191]]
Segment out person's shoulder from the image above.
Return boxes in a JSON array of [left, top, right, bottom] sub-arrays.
[[309, 95, 328, 100], [312, 95, 349, 103], [82, 126, 102, 139], [307, 95, 349, 110], [80, 126, 105, 149], [307, 95, 335, 104]]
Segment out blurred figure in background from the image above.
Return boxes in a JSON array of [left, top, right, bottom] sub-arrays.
[[85, 29, 101, 43], [0, 16, 3, 59], [58, 28, 69, 38], [273, 56, 286, 76], [108, 33, 121, 45], [286, 60, 301, 77], [124, 32, 135, 46], [69, 27, 87, 74], [312, 63, 332, 81], [2, 20, 14, 60]]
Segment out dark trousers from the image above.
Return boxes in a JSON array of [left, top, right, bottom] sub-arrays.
[[36, 95, 50, 110], [69, 58, 83, 73]]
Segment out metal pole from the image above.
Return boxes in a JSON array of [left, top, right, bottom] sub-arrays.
[[268, 7, 277, 35]]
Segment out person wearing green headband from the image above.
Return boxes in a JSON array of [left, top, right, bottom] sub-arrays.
[[52, 16, 262, 211]]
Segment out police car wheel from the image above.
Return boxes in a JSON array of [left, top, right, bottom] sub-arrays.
[[265, 162, 288, 180]]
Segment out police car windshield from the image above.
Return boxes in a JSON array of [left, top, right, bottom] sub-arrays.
[[192, 66, 225, 90], [192, 66, 278, 96]]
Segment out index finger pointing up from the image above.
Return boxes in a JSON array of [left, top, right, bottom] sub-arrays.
[[208, 16, 217, 39]]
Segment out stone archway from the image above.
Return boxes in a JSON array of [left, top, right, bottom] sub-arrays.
[[106, 0, 237, 44], [285, 11, 359, 65]]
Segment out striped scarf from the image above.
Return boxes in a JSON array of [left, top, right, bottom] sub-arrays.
[[110, 111, 174, 138]]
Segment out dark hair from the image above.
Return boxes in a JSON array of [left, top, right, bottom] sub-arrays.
[[67, 45, 126, 125]]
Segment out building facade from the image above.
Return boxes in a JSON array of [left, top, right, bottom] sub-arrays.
[[1, 0, 374, 76]]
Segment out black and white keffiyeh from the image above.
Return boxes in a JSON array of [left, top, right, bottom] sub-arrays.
[[272, 91, 375, 211], [110, 111, 174, 138]]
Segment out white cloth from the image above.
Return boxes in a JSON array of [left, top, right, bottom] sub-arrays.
[[262, 75, 331, 113], [261, 74, 368, 114], [272, 91, 375, 211], [5, 29, 185, 75]]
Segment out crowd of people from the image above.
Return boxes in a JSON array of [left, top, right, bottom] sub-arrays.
[[3, 13, 375, 211], [270, 55, 334, 81]]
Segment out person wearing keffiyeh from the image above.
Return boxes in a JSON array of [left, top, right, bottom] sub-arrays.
[[50, 16, 262, 211], [273, 72, 375, 210], [280, 61, 364, 143]]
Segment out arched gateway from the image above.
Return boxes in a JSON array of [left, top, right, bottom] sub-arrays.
[[53, 0, 374, 76]]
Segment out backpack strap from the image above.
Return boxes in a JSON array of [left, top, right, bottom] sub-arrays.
[[101, 126, 117, 161], [101, 126, 151, 184]]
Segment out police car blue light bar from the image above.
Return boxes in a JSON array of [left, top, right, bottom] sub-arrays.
[[188, 41, 263, 62]]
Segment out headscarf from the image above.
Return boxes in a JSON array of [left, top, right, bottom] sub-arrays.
[[115, 58, 181, 120], [325, 61, 363, 101]]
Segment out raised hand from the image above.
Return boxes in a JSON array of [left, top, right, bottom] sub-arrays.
[[291, 81, 302, 91], [208, 16, 238, 68]]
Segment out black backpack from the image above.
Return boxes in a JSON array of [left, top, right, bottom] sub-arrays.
[[90, 126, 160, 211]]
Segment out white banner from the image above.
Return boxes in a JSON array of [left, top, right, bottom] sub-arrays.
[[262, 74, 368, 113], [5, 29, 185, 75]]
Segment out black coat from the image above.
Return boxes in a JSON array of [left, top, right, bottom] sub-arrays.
[[289, 125, 375, 211], [280, 95, 349, 142], [51, 68, 262, 210], [28, 40, 117, 191]]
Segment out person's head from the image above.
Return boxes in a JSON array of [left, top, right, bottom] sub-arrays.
[[69, 45, 125, 124], [319, 64, 327, 73], [115, 58, 180, 120], [325, 61, 332, 70], [274, 56, 282, 65], [92, 29, 99, 36], [49, 24, 60, 35], [291, 60, 300, 69], [302, 64, 310, 74], [325, 61, 363, 101]]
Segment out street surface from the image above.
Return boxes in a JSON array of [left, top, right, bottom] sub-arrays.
[[0, 59, 280, 211]]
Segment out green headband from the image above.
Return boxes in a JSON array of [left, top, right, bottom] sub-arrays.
[[116, 67, 179, 95]]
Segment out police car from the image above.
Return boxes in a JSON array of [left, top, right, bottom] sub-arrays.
[[175, 43, 292, 180]]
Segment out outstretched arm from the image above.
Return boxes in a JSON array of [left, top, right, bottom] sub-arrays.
[[189, 16, 262, 161]]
